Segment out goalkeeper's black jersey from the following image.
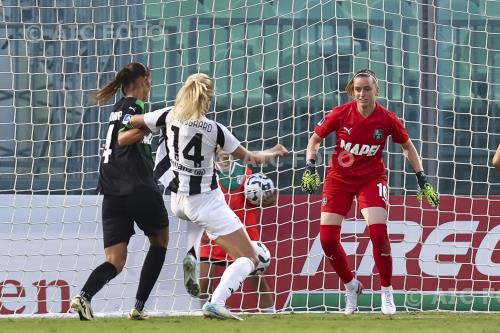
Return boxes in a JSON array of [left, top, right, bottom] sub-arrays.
[[97, 97, 159, 196]]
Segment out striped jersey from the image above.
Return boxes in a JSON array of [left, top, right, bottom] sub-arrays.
[[144, 108, 240, 195]]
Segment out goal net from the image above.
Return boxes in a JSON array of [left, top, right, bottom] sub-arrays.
[[0, 0, 499, 316]]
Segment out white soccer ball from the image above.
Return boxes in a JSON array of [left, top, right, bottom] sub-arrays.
[[251, 240, 271, 275], [244, 173, 275, 205]]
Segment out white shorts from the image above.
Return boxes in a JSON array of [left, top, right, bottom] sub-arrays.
[[171, 188, 243, 240]]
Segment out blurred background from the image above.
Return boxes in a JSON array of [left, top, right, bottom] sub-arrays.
[[0, 0, 498, 196]]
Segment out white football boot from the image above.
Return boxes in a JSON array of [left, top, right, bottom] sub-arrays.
[[202, 302, 242, 321], [381, 286, 396, 315], [183, 253, 201, 297], [344, 279, 363, 315]]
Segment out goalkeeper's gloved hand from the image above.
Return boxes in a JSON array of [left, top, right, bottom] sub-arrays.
[[301, 159, 321, 194], [416, 171, 439, 207]]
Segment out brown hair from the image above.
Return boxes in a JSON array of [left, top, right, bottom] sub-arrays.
[[345, 68, 379, 97], [95, 62, 150, 104], [173, 73, 214, 121]]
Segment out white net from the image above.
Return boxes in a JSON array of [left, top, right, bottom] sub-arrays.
[[0, 0, 499, 316]]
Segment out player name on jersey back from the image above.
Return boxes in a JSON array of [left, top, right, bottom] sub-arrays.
[[180, 119, 213, 132], [144, 107, 241, 195]]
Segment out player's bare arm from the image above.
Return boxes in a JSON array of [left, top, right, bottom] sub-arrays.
[[400, 139, 423, 173], [130, 114, 146, 128], [231, 144, 288, 165], [306, 133, 323, 161], [117, 127, 150, 146], [400, 139, 439, 207]]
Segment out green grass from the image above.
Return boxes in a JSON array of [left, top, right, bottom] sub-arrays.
[[1, 313, 499, 333]]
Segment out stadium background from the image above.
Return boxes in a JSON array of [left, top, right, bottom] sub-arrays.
[[0, 0, 499, 316]]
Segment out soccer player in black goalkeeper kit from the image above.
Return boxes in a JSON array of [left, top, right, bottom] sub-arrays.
[[70, 62, 169, 321]]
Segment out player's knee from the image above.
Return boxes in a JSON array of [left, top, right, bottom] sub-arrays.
[[149, 228, 169, 248], [108, 259, 126, 273], [105, 254, 126, 273]]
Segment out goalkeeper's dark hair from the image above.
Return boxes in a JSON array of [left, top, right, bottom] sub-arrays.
[[345, 68, 379, 97], [95, 62, 150, 104]]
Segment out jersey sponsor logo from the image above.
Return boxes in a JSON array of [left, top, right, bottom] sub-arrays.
[[340, 139, 380, 156], [109, 111, 122, 122], [343, 127, 353, 135], [171, 159, 206, 176], [373, 129, 384, 140], [122, 114, 132, 125]]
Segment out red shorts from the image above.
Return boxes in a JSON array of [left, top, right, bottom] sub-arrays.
[[321, 176, 388, 216]]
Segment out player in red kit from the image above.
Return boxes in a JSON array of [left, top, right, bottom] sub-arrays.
[[197, 149, 275, 312], [301, 69, 439, 315]]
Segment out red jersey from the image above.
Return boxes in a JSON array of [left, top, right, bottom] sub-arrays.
[[314, 100, 409, 185], [221, 166, 259, 227]]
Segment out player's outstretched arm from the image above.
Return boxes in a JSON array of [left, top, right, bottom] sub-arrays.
[[400, 139, 439, 207], [130, 107, 172, 132], [492, 144, 500, 171], [130, 114, 145, 128], [231, 144, 288, 165]]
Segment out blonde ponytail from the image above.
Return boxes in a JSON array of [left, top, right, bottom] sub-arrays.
[[173, 73, 214, 121]]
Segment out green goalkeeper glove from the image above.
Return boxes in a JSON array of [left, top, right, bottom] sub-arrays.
[[416, 171, 439, 207], [301, 159, 321, 194]]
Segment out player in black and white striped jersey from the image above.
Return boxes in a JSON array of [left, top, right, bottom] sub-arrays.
[[131, 73, 287, 320]]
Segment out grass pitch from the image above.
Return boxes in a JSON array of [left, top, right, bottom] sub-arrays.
[[1, 313, 498, 333]]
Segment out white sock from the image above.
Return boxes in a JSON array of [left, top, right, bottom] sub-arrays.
[[211, 257, 255, 306], [185, 222, 204, 259], [345, 278, 359, 291], [381, 285, 393, 292]]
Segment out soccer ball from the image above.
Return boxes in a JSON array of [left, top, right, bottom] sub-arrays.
[[251, 240, 271, 275], [244, 173, 275, 205]]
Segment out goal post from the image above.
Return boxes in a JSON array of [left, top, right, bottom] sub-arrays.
[[0, 0, 499, 316]]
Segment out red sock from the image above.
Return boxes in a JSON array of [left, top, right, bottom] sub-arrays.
[[320, 225, 353, 284], [368, 224, 392, 287]]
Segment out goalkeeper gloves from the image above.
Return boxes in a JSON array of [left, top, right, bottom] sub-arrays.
[[301, 159, 321, 194], [416, 171, 439, 207]]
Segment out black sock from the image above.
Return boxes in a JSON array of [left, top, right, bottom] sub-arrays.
[[135, 246, 167, 310], [81, 262, 118, 301]]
